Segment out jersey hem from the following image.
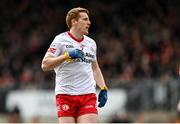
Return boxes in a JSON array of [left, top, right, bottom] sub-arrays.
[[55, 91, 96, 96]]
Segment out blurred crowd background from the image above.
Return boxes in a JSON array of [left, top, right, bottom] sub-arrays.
[[0, 0, 180, 123]]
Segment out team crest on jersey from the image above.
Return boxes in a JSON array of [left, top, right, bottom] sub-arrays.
[[62, 104, 69, 111]]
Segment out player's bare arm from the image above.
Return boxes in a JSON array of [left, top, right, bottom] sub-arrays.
[[41, 53, 67, 71], [92, 60, 107, 88], [92, 60, 108, 108]]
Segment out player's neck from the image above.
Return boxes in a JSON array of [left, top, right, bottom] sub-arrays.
[[69, 29, 83, 40]]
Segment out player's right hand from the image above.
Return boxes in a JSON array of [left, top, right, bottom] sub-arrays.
[[64, 49, 84, 60]]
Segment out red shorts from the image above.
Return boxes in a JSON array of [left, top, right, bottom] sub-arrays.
[[56, 93, 98, 117]]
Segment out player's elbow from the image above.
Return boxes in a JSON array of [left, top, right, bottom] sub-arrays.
[[41, 63, 48, 72], [41, 61, 51, 72]]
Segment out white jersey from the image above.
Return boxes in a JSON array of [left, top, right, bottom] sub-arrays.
[[47, 32, 97, 95]]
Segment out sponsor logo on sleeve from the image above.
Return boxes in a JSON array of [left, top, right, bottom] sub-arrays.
[[48, 47, 56, 54]]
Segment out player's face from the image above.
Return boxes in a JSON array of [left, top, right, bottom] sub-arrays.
[[76, 12, 91, 35]]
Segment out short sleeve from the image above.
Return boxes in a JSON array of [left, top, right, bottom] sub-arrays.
[[47, 36, 62, 57]]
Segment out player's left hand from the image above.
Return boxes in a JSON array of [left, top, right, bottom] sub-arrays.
[[98, 86, 108, 108]]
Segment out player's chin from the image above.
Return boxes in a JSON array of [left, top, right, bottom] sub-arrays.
[[84, 30, 89, 35]]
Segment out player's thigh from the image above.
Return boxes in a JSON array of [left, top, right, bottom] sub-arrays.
[[77, 113, 98, 123], [58, 117, 76, 123]]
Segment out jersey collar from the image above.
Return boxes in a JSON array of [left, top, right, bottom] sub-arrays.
[[67, 31, 84, 43]]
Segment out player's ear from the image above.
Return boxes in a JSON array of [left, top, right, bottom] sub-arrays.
[[71, 19, 78, 27]]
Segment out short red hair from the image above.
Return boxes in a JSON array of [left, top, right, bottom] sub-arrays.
[[66, 7, 89, 29]]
